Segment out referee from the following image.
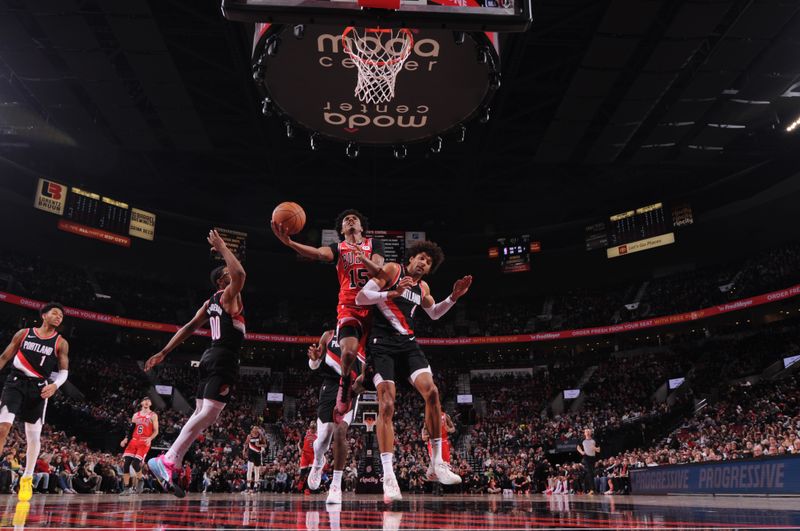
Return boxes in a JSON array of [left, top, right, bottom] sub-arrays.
[[576, 428, 600, 494]]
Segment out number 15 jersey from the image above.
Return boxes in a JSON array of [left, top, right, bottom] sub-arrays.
[[207, 290, 246, 353], [329, 238, 384, 307]]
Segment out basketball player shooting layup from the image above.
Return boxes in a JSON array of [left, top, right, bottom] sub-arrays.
[[145, 229, 246, 498], [272, 210, 384, 423], [354, 241, 472, 502], [0, 302, 69, 502]]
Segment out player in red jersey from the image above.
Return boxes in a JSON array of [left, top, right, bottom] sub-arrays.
[[272, 209, 384, 422], [298, 422, 317, 492], [119, 397, 159, 496], [422, 412, 455, 464]]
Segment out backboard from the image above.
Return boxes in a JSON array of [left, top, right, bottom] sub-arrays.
[[222, 0, 532, 32]]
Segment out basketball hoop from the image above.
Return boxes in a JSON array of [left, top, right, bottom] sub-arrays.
[[364, 416, 376, 433], [342, 26, 414, 104]]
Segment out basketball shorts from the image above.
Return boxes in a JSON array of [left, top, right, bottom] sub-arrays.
[[123, 439, 151, 461], [317, 377, 359, 424], [336, 304, 371, 343], [300, 451, 315, 469], [368, 335, 432, 387], [0, 372, 48, 425], [196, 347, 239, 404], [247, 450, 263, 466]]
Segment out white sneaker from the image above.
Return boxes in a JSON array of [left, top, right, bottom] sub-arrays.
[[326, 483, 342, 505], [382, 475, 402, 504], [308, 457, 326, 490], [433, 462, 461, 485]]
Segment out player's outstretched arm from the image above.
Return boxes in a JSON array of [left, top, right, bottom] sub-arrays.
[[145, 302, 209, 371], [271, 221, 334, 262], [420, 275, 473, 320], [208, 229, 246, 314], [355, 263, 413, 305], [42, 336, 70, 399], [0, 329, 26, 371]]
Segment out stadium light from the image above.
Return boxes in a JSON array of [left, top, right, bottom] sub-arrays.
[[786, 116, 800, 132]]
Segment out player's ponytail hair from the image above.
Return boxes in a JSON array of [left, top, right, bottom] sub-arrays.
[[406, 241, 445, 274]]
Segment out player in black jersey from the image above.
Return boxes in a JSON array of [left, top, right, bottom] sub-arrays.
[[144, 229, 246, 498], [306, 329, 365, 504], [0, 302, 70, 502], [244, 425, 266, 493], [355, 241, 472, 503]]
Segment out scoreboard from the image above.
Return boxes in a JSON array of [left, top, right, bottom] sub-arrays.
[[585, 202, 693, 258], [65, 187, 131, 235], [34, 178, 156, 247], [488, 235, 540, 273]]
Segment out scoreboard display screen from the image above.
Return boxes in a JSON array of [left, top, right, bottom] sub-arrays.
[[321, 229, 427, 264], [34, 178, 156, 247], [64, 188, 131, 235], [498, 235, 531, 273], [607, 202, 669, 247], [366, 230, 405, 263], [585, 202, 693, 258]]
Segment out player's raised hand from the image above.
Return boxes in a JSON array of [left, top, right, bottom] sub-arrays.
[[388, 276, 414, 299], [451, 275, 473, 301], [207, 229, 228, 253], [144, 351, 167, 371], [307, 343, 322, 361], [270, 220, 292, 245]]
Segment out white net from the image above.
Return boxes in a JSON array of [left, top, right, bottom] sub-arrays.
[[342, 27, 414, 104]]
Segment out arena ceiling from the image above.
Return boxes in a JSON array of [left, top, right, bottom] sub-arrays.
[[1, 0, 800, 237]]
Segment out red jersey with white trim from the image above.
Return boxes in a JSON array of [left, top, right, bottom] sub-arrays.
[[372, 265, 422, 337], [131, 411, 156, 440], [207, 290, 246, 352], [328, 238, 384, 307], [13, 328, 60, 380]]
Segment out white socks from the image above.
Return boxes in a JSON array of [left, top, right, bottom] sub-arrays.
[[431, 438, 443, 465], [332, 470, 343, 489], [381, 452, 395, 479], [23, 422, 42, 477]]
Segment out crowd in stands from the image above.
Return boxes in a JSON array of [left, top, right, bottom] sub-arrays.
[[0, 242, 799, 498], [2, 242, 799, 337]]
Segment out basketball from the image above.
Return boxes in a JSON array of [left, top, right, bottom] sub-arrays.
[[271, 202, 306, 235]]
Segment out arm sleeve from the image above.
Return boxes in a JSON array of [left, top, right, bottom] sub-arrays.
[[328, 242, 339, 264], [50, 369, 68, 388], [423, 296, 456, 320], [309, 356, 322, 370], [371, 238, 385, 258], [355, 279, 388, 306]]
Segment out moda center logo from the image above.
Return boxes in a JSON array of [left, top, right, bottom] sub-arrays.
[[315, 32, 439, 131]]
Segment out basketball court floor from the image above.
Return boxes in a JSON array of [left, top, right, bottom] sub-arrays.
[[3, 493, 800, 530]]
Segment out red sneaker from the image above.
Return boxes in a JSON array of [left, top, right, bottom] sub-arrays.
[[333, 377, 353, 424]]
